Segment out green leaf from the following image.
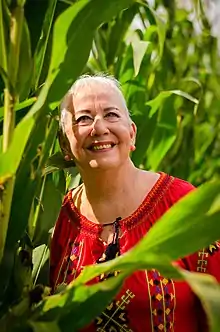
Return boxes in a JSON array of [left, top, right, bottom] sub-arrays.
[[75, 180, 220, 284], [151, 8, 166, 65], [132, 106, 157, 167], [0, 0, 8, 84], [16, 18, 33, 100], [31, 181, 220, 331], [45, 0, 134, 106], [194, 122, 216, 163], [32, 272, 128, 331], [29, 321, 61, 332], [32, 174, 64, 247], [0, 97, 37, 122], [138, 181, 220, 260], [143, 4, 167, 66], [146, 97, 177, 170], [45, 151, 76, 171], [106, 5, 137, 67], [0, 115, 35, 182], [34, 0, 58, 90], [147, 90, 198, 118], [32, 244, 50, 286], [181, 270, 220, 332], [132, 36, 150, 76]]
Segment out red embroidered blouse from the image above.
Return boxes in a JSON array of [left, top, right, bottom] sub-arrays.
[[50, 172, 220, 332]]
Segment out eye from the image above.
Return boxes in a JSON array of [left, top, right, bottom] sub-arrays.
[[75, 115, 93, 126], [105, 112, 120, 120]]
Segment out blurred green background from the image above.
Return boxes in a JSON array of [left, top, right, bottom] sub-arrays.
[[1, 1, 220, 331]]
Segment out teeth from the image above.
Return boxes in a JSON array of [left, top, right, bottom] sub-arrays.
[[92, 144, 112, 150]]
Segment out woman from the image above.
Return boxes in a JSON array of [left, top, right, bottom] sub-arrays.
[[50, 74, 220, 332]]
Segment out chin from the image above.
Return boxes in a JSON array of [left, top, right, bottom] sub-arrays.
[[88, 159, 120, 170]]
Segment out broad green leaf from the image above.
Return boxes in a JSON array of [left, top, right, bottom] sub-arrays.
[[147, 90, 198, 118], [0, 115, 35, 182], [37, 117, 58, 171], [32, 271, 128, 331], [151, 7, 166, 64], [194, 122, 216, 163], [93, 31, 107, 71], [34, 0, 58, 90], [32, 174, 64, 247], [146, 97, 177, 170], [132, 106, 157, 167], [0, 0, 8, 83], [132, 35, 150, 76], [45, 151, 76, 171], [6, 114, 54, 248], [29, 321, 61, 332], [30, 180, 220, 331], [0, 97, 37, 122], [75, 180, 220, 284], [32, 244, 50, 286], [106, 4, 137, 67], [32, 257, 220, 332], [45, 0, 134, 107], [142, 4, 167, 66], [138, 181, 220, 259], [16, 18, 33, 100], [181, 270, 220, 332]]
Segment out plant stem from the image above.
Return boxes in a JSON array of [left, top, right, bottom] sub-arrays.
[[0, 0, 8, 80], [2, 89, 15, 152], [0, 176, 15, 263], [8, 4, 24, 94], [0, 1, 24, 263]]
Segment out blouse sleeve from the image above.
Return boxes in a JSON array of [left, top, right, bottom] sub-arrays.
[[167, 177, 220, 280], [168, 177, 220, 332], [49, 194, 79, 291]]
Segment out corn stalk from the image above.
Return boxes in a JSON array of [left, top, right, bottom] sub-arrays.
[[0, 0, 25, 263]]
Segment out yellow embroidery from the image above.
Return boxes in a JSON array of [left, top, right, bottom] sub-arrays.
[[145, 269, 176, 332], [95, 289, 135, 332], [208, 241, 220, 255], [197, 248, 209, 272]]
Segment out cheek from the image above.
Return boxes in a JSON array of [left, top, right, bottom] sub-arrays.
[[117, 125, 133, 143], [69, 128, 90, 152]]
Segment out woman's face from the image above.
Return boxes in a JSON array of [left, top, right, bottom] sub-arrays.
[[64, 83, 136, 171]]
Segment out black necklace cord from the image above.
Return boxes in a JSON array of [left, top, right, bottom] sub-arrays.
[[97, 217, 122, 264]]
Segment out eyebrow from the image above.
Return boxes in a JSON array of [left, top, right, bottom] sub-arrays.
[[75, 107, 119, 115]]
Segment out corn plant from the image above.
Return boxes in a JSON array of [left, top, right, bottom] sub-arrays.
[[0, 0, 220, 332]]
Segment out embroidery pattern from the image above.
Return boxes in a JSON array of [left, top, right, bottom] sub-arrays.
[[146, 270, 176, 332], [207, 241, 220, 256], [197, 248, 209, 273], [68, 173, 175, 234], [66, 240, 84, 283], [95, 289, 135, 332]]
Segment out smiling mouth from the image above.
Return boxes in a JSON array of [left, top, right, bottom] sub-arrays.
[[88, 143, 116, 151]]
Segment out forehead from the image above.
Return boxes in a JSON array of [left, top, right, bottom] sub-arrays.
[[72, 83, 126, 111]]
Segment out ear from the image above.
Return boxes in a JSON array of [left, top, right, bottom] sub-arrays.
[[130, 122, 137, 144], [58, 129, 73, 159]]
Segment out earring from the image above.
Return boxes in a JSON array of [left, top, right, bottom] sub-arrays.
[[130, 144, 136, 152], [64, 155, 72, 161]]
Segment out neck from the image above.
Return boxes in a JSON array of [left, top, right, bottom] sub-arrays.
[[80, 160, 139, 204]]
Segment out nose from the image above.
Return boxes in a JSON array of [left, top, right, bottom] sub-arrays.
[[90, 117, 109, 137]]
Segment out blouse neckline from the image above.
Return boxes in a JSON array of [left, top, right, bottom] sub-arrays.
[[67, 172, 174, 234]]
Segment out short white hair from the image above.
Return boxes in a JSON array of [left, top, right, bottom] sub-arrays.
[[60, 73, 131, 133]]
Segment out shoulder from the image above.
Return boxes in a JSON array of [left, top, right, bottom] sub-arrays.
[[51, 185, 82, 240], [163, 173, 195, 205]]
